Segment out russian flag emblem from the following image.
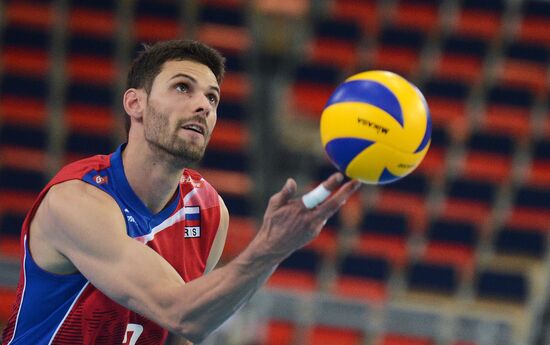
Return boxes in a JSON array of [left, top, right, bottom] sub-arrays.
[[184, 206, 201, 238]]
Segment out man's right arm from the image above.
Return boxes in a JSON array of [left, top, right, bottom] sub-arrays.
[[34, 175, 359, 343]]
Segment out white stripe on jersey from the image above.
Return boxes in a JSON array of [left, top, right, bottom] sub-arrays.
[[48, 282, 90, 345], [135, 188, 199, 244]]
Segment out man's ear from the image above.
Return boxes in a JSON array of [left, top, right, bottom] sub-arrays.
[[123, 88, 146, 123]]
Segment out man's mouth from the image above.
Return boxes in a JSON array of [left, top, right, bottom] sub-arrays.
[[181, 123, 206, 136]]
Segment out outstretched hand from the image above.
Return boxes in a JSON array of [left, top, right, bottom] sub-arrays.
[[255, 173, 362, 259]]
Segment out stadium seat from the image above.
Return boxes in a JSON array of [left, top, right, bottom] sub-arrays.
[[267, 248, 322, 292], [197, 4, 251, 53], [406, 261, 458, 296], [306, 18, 362, 70], [460, 131, 515, 183], [376, 171, 430, 231], [289, 63, 341, 119], [423, 219, 477, 274], [526, 138, 550, 188], [370, 26, 427, 77], [0, 286, 17, 326], [390, 0, 441, 33], [506, 185, 550, 230], [480, 85, 534, 138], [68, 0, 116, 37], [305, 324, 364, 345], [329, 0, 379, 35], [378, 333, 435, 345], [260, 320, 296, 345], [422, 78, 470, 128], [434, 34, 488, 83], [452, 0, 505, 40], [355, 211, 409, 267], [497, 41, 549, 97], [493, 226, 546, 261], [4, 1, 54, 29], [134, 0, 182, 41], [440, 178, 497, 225], [416, 124, 449, 178], [333, 253, 391, 303], [475, 269, 528, 304], [219, 216, 256, 262], [516, 0, 550, 47]]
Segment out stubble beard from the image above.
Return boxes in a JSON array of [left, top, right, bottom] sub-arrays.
[[143, 103, 208, 167]]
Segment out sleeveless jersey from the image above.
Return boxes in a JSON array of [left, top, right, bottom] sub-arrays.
[[1, 144, 222, 345]]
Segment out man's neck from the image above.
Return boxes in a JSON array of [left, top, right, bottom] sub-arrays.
[[122, 140, 183, 214]]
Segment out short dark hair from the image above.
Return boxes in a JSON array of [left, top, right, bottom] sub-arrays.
[[125, 39, 226, 135]]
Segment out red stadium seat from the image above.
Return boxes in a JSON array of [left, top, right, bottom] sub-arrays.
[[330, 0, 379, 35], [391, 0, 441, 33], [260, 320, 296, 345], [305, 325, 364, 345], [378, 333, 435, 345]]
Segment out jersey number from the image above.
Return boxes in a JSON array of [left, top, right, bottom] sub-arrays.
[[123, 323, 143, 345]]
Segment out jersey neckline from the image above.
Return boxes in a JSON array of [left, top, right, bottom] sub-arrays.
[[109, 144, 181, 220]]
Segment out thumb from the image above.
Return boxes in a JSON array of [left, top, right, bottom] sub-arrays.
[[268, 178, 297, 208]]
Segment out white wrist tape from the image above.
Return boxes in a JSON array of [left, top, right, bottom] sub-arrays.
[[302, 184, 331, 209]]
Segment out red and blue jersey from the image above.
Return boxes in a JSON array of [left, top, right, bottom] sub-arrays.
[[1, 144, 222, 345]]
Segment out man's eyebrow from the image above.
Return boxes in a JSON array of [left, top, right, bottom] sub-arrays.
[[169, 73, 220, 95]]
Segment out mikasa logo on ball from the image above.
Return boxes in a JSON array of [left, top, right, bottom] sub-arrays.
[[357, 116, 389, 135]]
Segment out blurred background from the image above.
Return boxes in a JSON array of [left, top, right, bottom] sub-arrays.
[[0, 0, 550, 344]]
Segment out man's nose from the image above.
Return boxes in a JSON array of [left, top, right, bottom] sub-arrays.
[[193, 94, 212, 116]]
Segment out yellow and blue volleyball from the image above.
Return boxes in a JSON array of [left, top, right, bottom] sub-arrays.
[[320, 70, 431, 184]]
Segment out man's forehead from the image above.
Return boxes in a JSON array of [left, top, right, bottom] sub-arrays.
[[158, 60, 218, 87]]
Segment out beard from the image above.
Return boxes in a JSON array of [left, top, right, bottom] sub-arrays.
[[143, 103, 210, 167]]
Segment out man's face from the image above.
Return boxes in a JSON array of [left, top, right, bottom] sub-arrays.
[[142, 60, 220, 165]]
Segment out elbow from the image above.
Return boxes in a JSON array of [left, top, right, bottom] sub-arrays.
[[172, 321, 211, 344]]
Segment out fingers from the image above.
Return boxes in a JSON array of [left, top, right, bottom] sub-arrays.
[[269, 178, 297, 209], [321, 172, 345, 192], [302, 173, 344, 209], [314, 179, 362, 219]]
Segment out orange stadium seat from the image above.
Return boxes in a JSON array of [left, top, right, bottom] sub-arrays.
[[305, 324, 364, 345], [330, 0, 379, 35], [480, 85, 534, 138], [526, 139, 550, 188], [376, 172, 430, 231], [415, 124, 450, 178], [435, 34, 488, 83], [497, 41, 549, 97], [460, 131, 516, 183], [290, 64, 341, 119], [505, 186, 550, 231], [378, 333, 435, 345], [452, 0, 505, 40], [370, 26, 427, 77], [307, 18, 362, 70], [260, 320, 296, 345], [197, 4, 251, 54], [422, 78, 470, 129], [423, 219, 477, 274], [267, 248, 322, 292], [391, 0, 441, 33], [134, 0, 183, 42], [68, 0, 116, 37], [516, 0, 550, 47], [355, 211, 409, 268], [333, 253, 391, 304], [440, 178, 497, 225], [5, 1, 54, 29]]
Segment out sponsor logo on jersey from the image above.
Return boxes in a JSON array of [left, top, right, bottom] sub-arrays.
[[180, 175, 204, 188], [94, 175, 109, 185], [184, 206, 201, 238]]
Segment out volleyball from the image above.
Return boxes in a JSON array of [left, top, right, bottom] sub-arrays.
[[320, 70, 431, 185]]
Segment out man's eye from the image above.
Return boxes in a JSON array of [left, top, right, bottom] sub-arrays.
[[175, 83, 188, 92], [207, 94, 218, 104]]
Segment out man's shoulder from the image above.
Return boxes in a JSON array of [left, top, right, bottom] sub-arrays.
[[53, 154, 112, 183]]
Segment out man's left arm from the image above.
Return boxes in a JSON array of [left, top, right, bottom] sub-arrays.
[[165, 196, 230, 345]]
